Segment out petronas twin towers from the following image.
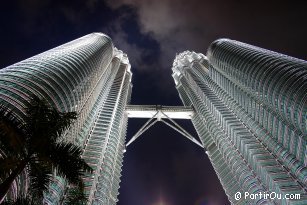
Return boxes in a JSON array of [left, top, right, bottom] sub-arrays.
[[0, 33, 306, 204]]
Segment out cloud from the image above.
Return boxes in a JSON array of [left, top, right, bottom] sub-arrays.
[[105, 0, 307, 65], [104, 0, 221, 68], [103, 0, 223, 98], [106, 16, 143, 68], [104, 10, 157, 71]]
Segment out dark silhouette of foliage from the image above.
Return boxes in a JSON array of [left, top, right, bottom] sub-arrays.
[[0, 96, 92, 203]]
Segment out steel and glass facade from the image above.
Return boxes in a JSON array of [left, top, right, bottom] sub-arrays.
[[172, 39, 307, 204], [0, 33, 132, 204]]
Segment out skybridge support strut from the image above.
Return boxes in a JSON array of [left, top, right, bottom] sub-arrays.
[[126, 112, 159, 147], [125, 105, 203, 148]]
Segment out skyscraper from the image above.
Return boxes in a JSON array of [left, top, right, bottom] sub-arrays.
[[172, 39, 307, 204], [0, 33, 132, 204]]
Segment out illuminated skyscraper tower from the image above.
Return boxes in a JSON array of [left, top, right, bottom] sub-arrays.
[[0, 33, 132, 204], [172, 39, 307, 204]]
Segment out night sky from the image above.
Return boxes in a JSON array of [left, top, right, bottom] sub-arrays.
[[1, 1, 307, 205]]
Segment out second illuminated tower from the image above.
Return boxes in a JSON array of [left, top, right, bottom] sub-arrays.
[[172, 39, 307, 204]]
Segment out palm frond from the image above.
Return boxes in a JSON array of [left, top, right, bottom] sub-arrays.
[[24, 96, 56, 140], [52, 111, 77, 140], [24, 96, 77, 143], [47, 142, 92, 185], [27, 161, 53, 198], [0, 107, 26, 155]]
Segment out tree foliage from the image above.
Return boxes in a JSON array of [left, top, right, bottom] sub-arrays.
[[0, 96, 92, 203]]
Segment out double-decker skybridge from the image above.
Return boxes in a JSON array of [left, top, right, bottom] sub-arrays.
[[125, 105, 203, 148]]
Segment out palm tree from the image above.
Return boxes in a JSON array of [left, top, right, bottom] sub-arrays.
[[0, 96, 92, 203]]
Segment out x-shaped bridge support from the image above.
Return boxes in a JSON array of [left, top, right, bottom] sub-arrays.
[[125, 105, 203, 148]]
